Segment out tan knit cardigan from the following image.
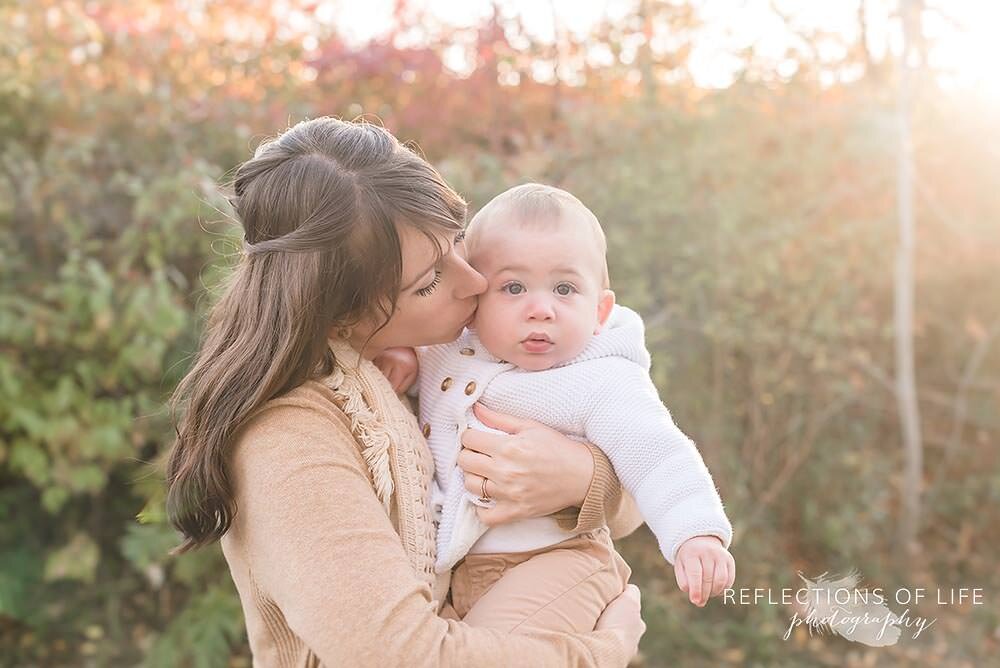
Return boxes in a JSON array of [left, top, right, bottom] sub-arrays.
[[220, 339, 642, 667]]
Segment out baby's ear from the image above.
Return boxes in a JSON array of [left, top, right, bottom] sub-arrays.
[[594, 290, 616, 334]]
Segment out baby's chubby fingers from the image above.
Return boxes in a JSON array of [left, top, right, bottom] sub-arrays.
[[709, 556, 729, 598], [372, 347, 419, 393], [373, 357, 392, 378], [684, 557, 704, 606], [475, 502, 515, 527], [387, 367, 406, 392], [699, 558, 715, 607], [674, 535, 734, 606], [401, 370, 418, 393], [674, 558, 688, 595]]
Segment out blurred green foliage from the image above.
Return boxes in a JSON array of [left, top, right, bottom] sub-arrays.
[[2, 1, 998, 666]]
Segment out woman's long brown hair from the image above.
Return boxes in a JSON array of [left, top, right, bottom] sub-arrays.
[[166, 118, 465, 553]]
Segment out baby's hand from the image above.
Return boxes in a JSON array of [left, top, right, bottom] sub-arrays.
[[373, 347, 419, 394], [673, 535, 735, 607]]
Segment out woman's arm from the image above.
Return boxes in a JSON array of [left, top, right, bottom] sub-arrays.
[[459, 404, 643, 537], [552, 442, 644, 539], [229, 403, 637, 667]]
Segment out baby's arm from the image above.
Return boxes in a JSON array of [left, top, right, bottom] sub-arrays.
[[373, 347, 419, 395], [583, 363, 734, 604]]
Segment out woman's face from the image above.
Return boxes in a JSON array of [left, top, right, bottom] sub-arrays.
[[347, 224, 487, 358]]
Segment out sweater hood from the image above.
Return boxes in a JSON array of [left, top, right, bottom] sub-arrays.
[[561, 304, 650, 370]]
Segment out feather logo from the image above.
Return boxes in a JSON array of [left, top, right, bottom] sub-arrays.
[[793, 570, 903, 647]]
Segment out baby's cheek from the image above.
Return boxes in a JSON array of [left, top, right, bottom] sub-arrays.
[[474, 304, 510, 349], [480, 299, 505, 323], [561, 323, 596, 361]]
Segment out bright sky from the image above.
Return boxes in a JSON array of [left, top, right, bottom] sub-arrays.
[[319, 0, 1000, 97]]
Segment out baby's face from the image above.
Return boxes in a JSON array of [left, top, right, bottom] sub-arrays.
[[469, 223, 614, 371]]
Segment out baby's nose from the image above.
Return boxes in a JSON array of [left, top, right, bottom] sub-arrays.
[[526, 297, 555, 320]]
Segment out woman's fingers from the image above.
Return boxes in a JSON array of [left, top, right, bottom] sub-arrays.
[[462, 472, 480, 496], [461, 471, 500, 501], [475, 502, 515, 527], [459, 427, 507, 456], [459, 415, 596, 524], [472, 403, 536, 434], [596, 584, 642, 631], [456, 446, 497, 481]]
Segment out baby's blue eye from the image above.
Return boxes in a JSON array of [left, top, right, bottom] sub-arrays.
[[555, 283, 576, 296], [503, 282, 525, 295]]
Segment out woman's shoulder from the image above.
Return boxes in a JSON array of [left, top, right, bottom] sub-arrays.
[[221, 380, 375, 569], [260, 378, 346, 417], [248, 378, 350, 427], [231, 379, 361, 472]]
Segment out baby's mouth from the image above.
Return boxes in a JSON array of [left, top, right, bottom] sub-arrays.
[[521, 332, 554, 352]]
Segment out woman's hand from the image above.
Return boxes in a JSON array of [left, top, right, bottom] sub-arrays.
[[457, 403, 594, 526], [595, 584, 645, 660]]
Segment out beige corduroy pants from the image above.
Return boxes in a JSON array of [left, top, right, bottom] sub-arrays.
[[440, 527, 631, 634]]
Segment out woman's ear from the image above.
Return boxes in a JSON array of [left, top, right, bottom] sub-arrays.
[[594, 289, 616, 334]]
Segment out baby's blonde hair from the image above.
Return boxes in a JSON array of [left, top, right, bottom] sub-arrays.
[[466, 183, 610, 288]]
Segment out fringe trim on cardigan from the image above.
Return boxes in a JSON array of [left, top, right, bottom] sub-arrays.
[[321, 337, 443, 595], [323, 339, 395, 514]]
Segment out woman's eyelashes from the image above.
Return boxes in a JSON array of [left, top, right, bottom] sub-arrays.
[[416, 269, 442, 296], [416, 233, 465, 297]]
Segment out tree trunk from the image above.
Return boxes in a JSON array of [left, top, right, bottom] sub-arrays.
[[895, 0, 923, 558]]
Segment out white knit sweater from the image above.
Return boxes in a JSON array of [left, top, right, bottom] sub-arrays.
[[416, 305, 733, 573]]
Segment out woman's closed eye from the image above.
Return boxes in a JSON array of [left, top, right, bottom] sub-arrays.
[[416, 269, 442, 296], [416, 231, 466, 297]]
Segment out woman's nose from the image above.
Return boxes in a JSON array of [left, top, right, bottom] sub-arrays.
[[452, 254, 487, 299]]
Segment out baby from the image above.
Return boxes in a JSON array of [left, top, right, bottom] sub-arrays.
[[378, 183, 734, 633]]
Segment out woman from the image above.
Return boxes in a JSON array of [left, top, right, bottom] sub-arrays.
[[166, 117, 645, 666]]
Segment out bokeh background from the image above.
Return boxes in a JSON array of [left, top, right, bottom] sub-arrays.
[[2, 0, 999, 666]]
